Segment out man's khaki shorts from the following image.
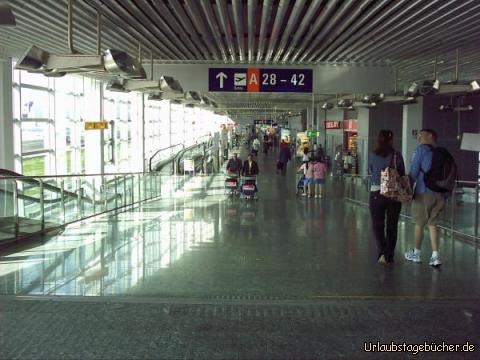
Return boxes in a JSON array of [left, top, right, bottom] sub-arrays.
[[412, 192, 445, 226]]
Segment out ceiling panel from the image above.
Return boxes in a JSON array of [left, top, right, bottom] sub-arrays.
[[2, 0, 479, 117]]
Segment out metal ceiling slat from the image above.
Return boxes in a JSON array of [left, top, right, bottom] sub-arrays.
[[396, 41, 480, 73], [264, 0, 289, 62], [231, 0, 245, 62], [272, 0, 307, 62], [0, 26, 70, 57], [298, 0, 360, 63], [10, 0, 96, 54], [280, 0, 324, 62], [75, 0, 148, 58], [132, 0, 199, 60], [358, 0, 470, 62], [389, 34, 480, 83], [339, 0, 444, 61], [308, 0, 385, 63], [215, 0, 237, 62], [84, 0, 168, 59], [256, 0, 272, 62], [85, 0, 174, 59], [247, 0, 255, 62], [362, 3, 479, 63], [169, 0, 215, 60], [289, 0, 339, 63], [198, 0, 227, 61], [324, 0, 410, 62], [4, 15, 93, 56], [395, 45, 480, 84], [109, 0, 188, 60]]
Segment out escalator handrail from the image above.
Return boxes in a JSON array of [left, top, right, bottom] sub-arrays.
[[0, 170, 160, 180], [175, 142, 206, 171], [148, 143, 183, 172]]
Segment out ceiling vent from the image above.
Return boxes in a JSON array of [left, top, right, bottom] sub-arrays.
[[15, 45, 146, 79], [405, 80, 440, 97], [321, 102, 334, 110], [0, 1, 16, 26], [362, 94, 384, 105], [103, 49, 146, 79], [337, 99, 354, 109], [106, 78, 130, 93], [184, 91, 202, 105], [147, 93, 163, 101]]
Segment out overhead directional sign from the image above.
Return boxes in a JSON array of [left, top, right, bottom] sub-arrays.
[[209, 68, 313, 93]]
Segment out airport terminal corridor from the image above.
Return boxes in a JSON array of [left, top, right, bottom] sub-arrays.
[[2, 0, 480, 358], [1, 151, 479, 359]]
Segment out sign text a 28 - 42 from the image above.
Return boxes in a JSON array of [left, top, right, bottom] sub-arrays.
[[209, 68, 313, 93]]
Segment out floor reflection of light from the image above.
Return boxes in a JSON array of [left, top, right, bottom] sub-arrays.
[[0, 175, 221, 296]]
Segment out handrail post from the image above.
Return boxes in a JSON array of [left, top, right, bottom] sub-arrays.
[[39, 179, 45, 231], [60, 179, 65, 223], [158, 174, 162, 196], [149, 174, 153, 199], [123, 176, 127, 207], [76, 178, 82, 218], [131, 175, 134, 208], [137, 174, 141, 202], [114, 176, 118, 209], [474, 184, 479, 242], [92, 178, 96, 215], [13, 180, 19, 238]]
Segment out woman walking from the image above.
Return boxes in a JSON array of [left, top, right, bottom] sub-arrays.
[[313, 156, 327, 198], [368, 130, 405, 264]]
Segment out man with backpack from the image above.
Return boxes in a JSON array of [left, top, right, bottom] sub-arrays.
[[405, 129, 457, 267]]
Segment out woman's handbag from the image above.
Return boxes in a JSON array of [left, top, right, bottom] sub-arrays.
[[380, 152, 413, 202]]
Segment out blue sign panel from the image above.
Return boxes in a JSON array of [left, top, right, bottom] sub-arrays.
[[209, 68, 313, 93]]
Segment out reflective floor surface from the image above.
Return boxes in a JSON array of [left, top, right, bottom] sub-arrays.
[[0, 147, 479, 359]]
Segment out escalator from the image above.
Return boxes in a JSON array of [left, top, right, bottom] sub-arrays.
[[0, 140, 217, 248]]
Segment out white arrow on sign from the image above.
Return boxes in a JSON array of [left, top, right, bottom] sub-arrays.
[[216, 72, 228, 89]]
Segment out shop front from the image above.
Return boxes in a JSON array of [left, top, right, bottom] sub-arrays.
[[343, 119, 358, 174]]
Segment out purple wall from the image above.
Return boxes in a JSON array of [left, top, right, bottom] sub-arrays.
[[369, 102, 404, 152], [422, 95, 480, 182]]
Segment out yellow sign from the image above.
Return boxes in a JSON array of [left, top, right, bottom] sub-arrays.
[[85, 121, 108, 130]]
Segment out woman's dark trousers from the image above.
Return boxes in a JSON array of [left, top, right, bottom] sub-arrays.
[[369, 191, 402, 262]]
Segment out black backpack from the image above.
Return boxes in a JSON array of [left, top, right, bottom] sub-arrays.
[[423, 145, 457, 193]]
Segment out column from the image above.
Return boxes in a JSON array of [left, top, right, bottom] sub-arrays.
[[84, 79, 103, 175], [356, 107, 370, 176], [402, 97, 423, 165], [0, 57, 14, 171]]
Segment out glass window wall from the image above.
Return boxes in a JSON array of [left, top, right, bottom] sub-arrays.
[[12, 66, 227, 177]]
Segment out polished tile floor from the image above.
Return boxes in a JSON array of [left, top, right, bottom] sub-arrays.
[[0, 147, 479, 359], [0, 149, 478, 299]]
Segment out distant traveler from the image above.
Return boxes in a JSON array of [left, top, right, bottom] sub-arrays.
[[302, 147, 310, 163], [313, 157, 327, 198], [316, 144, 325, 161], [344, 151, 353, 174], [277, 140, 292, 175], [252, 138, 260, 157], [299, 159, 314, 197], [242, 153, 259, 177], [368, 130, 405, 264], [263, 133, 269, 155], [226, 153, 242, 175], [405, 129, 456, 267]]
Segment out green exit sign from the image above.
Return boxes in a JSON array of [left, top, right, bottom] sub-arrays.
[[306, 130, 321, 138]]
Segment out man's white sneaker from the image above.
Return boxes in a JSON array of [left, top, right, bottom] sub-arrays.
[[429, 255, 442, 267], [404, 249, 421, 263]]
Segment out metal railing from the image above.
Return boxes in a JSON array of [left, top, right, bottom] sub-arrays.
[[0, 171, 164, 244], [342, 175, 480, 244], [149, 143, 184, 172]]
